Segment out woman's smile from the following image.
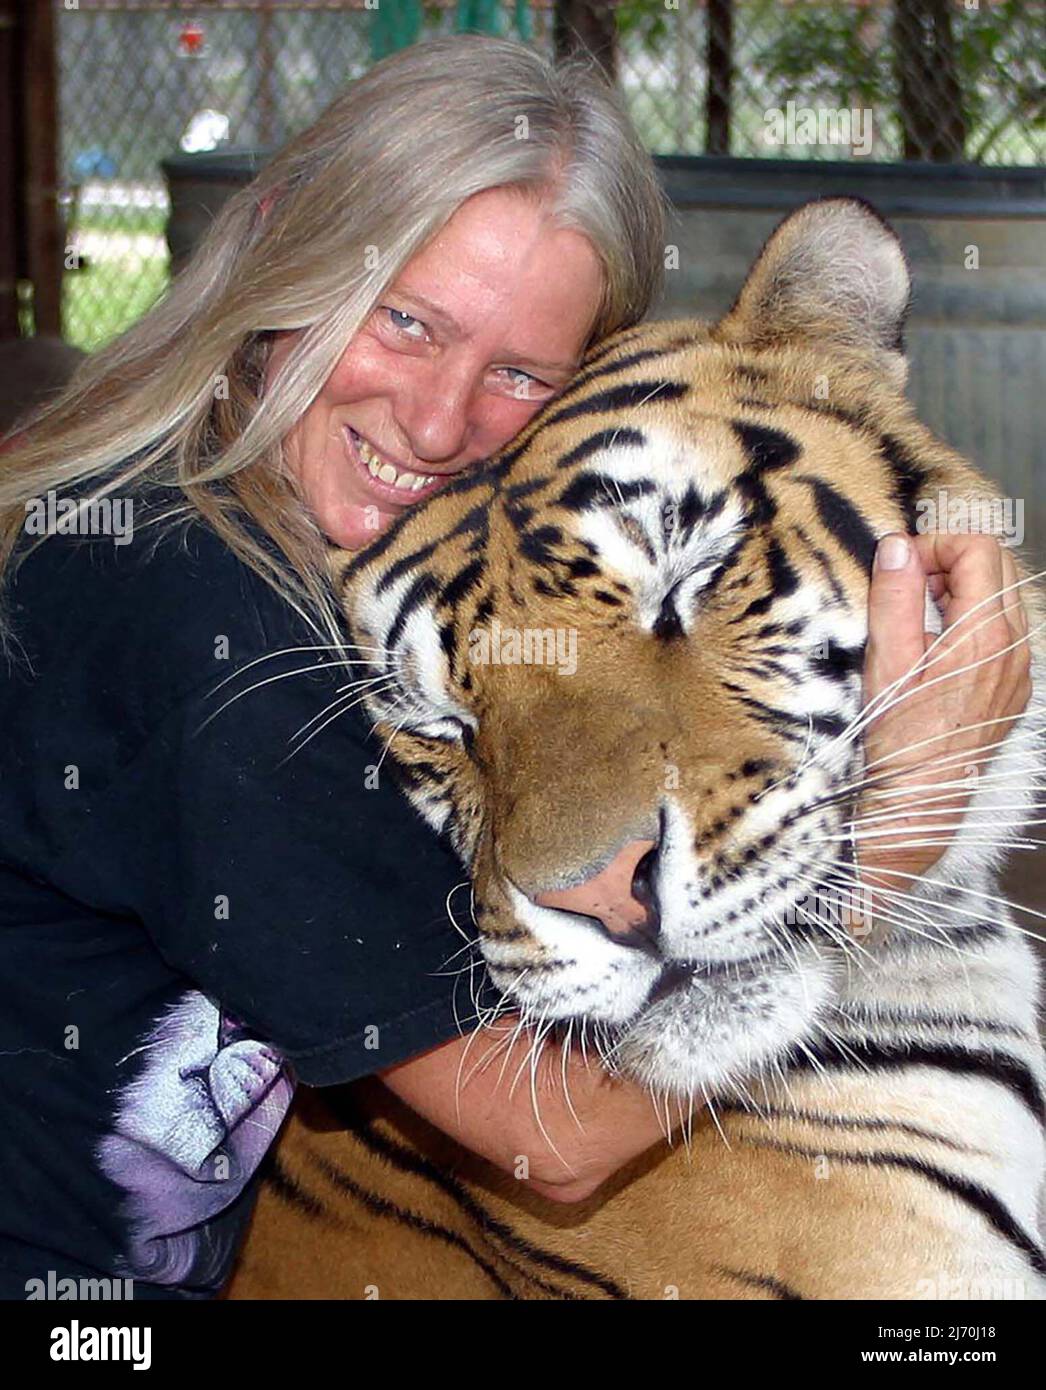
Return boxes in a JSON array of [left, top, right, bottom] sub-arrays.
[[343, 425, 446, 505]]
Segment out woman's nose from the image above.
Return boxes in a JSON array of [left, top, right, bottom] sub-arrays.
[[396, 367, 473, 466]]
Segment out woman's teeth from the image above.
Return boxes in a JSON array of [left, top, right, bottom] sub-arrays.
[[353, 431, 436, 493]]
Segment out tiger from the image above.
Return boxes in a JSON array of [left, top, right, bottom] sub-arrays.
[[227, 197, 1046, 1301]]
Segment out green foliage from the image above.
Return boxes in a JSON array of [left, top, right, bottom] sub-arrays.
[[753, 0, 1045, 161], [753, 2, 890, 110], [616, 0, 674, 51], [957, 0, 1045, 158]]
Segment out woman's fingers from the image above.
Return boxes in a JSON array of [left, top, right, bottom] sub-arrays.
[[856, 531, 1033, 913], [864, 534, 928, 706], [911, 532, 1012, 673], [999, 545, 1028, 641], [865, 532, 1030, 726]]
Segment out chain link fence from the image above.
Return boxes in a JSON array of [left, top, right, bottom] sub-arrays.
[[54, 0, 1045, 349]]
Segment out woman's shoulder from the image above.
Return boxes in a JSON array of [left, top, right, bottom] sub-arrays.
[[4, 483, 318, 722]]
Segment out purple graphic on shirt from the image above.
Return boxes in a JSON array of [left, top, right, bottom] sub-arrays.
[[96, 991, 295, 1286]]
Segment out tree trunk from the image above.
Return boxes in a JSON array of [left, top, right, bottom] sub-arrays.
[[705, 0, 733, 156], [554, 0, 617, 82], [892, 0, 967, 161]]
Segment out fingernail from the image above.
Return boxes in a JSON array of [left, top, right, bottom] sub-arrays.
[[876, 535, 909, 571]]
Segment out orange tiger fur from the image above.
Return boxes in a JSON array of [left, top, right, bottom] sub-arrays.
[[228, 200, 1045, 1301]]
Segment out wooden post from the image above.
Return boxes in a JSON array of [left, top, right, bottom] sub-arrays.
[[0, 0, 19, 338], [21, 0, 63, 336], [706, 0, 733, 157]]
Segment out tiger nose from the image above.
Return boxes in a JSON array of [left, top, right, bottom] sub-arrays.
[[533, 839, 660, 946]]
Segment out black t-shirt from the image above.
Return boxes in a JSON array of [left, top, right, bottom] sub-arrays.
[[0, 486, 482, 1299]]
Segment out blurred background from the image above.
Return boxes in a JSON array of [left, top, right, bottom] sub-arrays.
[[2, 2, 1042, 340], [1, 1, 1044, 913]]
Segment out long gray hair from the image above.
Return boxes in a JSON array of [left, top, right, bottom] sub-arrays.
[[0, 34, 666, 650]]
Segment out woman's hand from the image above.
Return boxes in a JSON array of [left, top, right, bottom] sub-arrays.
[[855, 532, 1032, 925]]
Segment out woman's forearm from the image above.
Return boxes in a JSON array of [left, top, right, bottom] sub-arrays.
[[381, 1015, 670, 1202]]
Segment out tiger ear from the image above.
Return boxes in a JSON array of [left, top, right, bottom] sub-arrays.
[[713, 197, 911, 389]]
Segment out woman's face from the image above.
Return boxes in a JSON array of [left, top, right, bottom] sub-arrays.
[[266, 188, 605, 549]]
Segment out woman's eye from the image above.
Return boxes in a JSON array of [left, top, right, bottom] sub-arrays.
[[496, 367, 549, 400], [385, 307, 426, 339]]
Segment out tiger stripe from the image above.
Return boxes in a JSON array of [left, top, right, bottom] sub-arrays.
[[228, 198, 1044, 1302]]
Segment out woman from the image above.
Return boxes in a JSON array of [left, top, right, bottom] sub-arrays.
[[0, 36, 1028, 1298]]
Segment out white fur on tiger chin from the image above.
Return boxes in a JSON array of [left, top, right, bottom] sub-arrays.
[[608, 947, 841, 1101]]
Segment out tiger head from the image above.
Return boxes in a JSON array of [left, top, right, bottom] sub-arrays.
[[335, 199, 1032, 1099]]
